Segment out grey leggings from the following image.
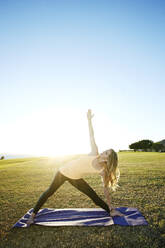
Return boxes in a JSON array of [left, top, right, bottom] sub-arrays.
[[33, 170, 110, 215]]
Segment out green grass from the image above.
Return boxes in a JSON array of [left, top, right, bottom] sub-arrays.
[[0, 152, 165, 248]]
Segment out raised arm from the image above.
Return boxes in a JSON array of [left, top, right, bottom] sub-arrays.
[[87, 109, 99, 156]]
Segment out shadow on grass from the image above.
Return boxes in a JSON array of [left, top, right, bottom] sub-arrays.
[[1, 221, 165, 248]]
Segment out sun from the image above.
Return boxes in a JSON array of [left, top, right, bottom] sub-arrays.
[[3, 107, 89, 157]]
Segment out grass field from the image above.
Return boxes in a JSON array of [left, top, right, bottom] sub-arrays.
[[0, 152, 165, 248]]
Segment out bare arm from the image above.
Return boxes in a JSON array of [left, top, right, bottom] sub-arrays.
[[100, 170, 124, 216], [87, 109, 99, 155], [100, 170, 113, 210]]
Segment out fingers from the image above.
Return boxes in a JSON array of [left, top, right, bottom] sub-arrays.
[[87, 109, 94, 119], [110, 209, 124, 217], [87, 109, 91, 116]]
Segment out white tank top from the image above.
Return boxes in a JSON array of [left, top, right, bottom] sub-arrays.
[[59, 155, 103, 179]]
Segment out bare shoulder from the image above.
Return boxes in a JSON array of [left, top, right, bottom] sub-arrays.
[[91, 156, 104, 171]]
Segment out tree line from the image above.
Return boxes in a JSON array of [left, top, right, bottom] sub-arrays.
[[129, 139, 165, 152]]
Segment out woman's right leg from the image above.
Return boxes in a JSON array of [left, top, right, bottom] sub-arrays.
[[33, 170, 67, 215], [68, 178, 110, 214]]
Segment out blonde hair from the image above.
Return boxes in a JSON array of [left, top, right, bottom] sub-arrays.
[[102, 149, 120, 191]]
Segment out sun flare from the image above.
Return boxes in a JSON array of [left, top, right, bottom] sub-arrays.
[[2, 107, 90, 157]]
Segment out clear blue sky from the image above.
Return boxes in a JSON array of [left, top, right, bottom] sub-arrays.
[[0, 0, 165, 156]]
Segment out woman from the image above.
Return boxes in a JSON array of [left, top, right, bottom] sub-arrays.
[[27, 109, 123, 225]]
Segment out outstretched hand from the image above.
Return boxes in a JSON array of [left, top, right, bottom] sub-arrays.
[[110, 209, 124, 217], [87, 109, 94, 120]]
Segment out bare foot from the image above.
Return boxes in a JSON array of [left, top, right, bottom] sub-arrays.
[[27, 212, 36, 226]]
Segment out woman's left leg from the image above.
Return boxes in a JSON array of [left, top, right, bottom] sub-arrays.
[[32, 171, 67, 215], [68, 178, 110, 214]]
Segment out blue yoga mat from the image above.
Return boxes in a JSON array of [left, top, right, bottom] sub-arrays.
[[12, 207, 148, 228]]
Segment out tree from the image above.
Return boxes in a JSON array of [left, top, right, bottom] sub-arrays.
[[129, 140, 154, 151], [152, 142, 164, 152], [129, 142, 140, 151], [138, 140, 153, 151], [0, 156, 5, 160]]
